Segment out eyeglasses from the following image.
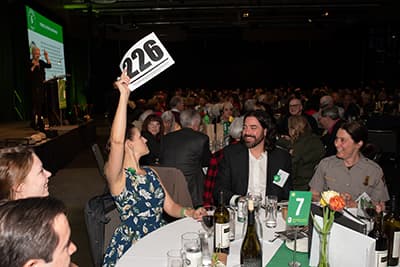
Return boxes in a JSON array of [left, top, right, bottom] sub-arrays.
[[289, 104, 301, 108]]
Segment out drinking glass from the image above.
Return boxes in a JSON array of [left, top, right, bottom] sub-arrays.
[[181, 232, 202, 267], [360, 199, 376, 232], [201, 205, 216, 236], [246, 192, 262, 212], [167, 249, 184, 267], [228, 207, 236, 241], [199, 231, 213, 267], [265, 195, 278, 228]]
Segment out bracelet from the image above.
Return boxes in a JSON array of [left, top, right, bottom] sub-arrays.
[[180, 207, 187, 218]]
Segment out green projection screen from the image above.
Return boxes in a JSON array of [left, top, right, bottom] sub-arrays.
[[25, 5, 66, 81]]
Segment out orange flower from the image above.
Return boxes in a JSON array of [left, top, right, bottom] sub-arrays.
[[329, 195, 345, 211]]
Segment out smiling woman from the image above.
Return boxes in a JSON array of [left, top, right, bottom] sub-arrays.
[[0, 146, 52, 201], [309, 121, 389, 211]]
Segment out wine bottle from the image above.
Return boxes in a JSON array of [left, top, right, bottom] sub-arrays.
[[214, 191, 230, 254], [384, 195, 400, 266], [240, 199, 262, 267], [369, 211, 388, 267]]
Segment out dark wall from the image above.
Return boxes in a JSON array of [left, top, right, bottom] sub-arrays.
[[0, 1, 399, 122]]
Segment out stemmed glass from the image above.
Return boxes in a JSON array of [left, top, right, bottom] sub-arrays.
[[360, 198, 376, 231], [201, 205, 216, 236]]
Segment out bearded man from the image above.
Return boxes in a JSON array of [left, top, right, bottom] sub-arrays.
[[213, 110, 292, 206]]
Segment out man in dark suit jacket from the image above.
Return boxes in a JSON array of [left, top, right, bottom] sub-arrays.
[[159, 109, 211, 207], [319, 106, 345, 157], [213, 110, 292, 206]]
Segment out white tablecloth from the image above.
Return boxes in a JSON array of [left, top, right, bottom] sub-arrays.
[[116, 210, 286, 267]]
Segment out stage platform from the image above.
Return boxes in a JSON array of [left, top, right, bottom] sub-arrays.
[[0, 120, 96, 174]]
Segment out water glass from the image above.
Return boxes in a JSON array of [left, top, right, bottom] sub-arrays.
[[181, 232, 202, 267], [167, 249, 183, 267], [228, 207, 236, 241], [199, 231, 213, 267], [236, 196, 247, 223], [265, 195, 278, 228], [247, 192, 263, 212]]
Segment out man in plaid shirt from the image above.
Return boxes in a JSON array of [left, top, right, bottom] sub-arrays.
[[203, 149, 224, 205], [203, 116, 244, 205]]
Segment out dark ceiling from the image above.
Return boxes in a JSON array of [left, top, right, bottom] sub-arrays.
[[33, 0, 400, 41]]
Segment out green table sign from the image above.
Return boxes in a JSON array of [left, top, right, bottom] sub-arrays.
[[287, 191, 312, 226]]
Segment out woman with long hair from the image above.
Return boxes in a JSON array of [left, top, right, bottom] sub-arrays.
[[103, 70, 204, 267]]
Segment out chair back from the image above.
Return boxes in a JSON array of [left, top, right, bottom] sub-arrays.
[[151, 166, 193, 207], [91, 143, 106, 179], [84, 193, 120, 267], [367, 129, 398, 154]]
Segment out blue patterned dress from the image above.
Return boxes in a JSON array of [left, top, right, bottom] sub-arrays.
[[102, 167, 166, 267]]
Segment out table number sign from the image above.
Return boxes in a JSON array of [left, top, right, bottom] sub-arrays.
[[119, 32, 175, 91], [287, 191, 312, 226]]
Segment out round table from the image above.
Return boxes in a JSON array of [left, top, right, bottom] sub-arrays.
[[116, 210, 288, 267]]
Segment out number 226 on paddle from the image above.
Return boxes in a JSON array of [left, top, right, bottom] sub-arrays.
[[287, 191, 312, 226], [119, 32, 175, 91]]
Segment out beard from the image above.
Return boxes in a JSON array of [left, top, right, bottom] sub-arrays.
[[243, 134, 265, 149]]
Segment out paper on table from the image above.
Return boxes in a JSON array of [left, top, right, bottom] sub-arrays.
[[309, 215, 375, 267]]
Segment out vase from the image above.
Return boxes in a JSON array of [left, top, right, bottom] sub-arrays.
[[317, 230, 330, 267]]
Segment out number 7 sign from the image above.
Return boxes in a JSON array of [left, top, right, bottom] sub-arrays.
[[119, 32, 175, 91], [287, 191, 312, 226]]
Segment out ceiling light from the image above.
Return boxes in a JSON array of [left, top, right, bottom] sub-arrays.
[[242, 11, 249, 18]]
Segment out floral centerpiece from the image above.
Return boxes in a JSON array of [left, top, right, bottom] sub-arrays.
[[312, 190, 346, 267]]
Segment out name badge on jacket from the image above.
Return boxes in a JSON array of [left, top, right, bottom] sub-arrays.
[[273, 169, 289, 188]]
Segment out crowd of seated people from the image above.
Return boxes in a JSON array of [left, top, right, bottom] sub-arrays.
[[1, 82, 399, 266]]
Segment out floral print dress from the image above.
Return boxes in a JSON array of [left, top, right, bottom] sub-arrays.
[[102, 167, 166, 267]]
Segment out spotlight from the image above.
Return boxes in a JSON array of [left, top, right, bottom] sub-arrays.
[[242, 11, 249, 18]]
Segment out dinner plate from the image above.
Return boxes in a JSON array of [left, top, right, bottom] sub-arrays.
[[285, 237, 308, 253]]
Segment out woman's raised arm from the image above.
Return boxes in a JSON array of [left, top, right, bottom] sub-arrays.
[[104, 71, 131, 194]]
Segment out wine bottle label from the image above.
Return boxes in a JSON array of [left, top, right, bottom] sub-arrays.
[[374, 250, 388, 267], [215, 223, 230, 248], [392, 231, 400, 258], [242, 258, 262, 267]]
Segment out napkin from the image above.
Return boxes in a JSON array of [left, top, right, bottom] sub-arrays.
[[309, 215, 375, 267]]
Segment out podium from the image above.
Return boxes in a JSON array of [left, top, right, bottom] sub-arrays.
[[43, 75, 68, 126]]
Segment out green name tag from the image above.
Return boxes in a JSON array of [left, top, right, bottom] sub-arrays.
[[287, 191, 312, 226]]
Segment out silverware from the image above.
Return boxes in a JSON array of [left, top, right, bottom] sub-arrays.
[[268, 234, 280, 242]]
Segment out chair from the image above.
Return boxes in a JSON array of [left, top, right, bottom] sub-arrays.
[[367, 129, 399, 155], [84, 193, 120, 267], [91, 143, 106, 179], [367, 129, 399, 166], [151, 166, 193, 207]]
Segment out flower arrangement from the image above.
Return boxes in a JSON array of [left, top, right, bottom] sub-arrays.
[[312, 190, 346, 267], [211, 253, 226, 267]]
